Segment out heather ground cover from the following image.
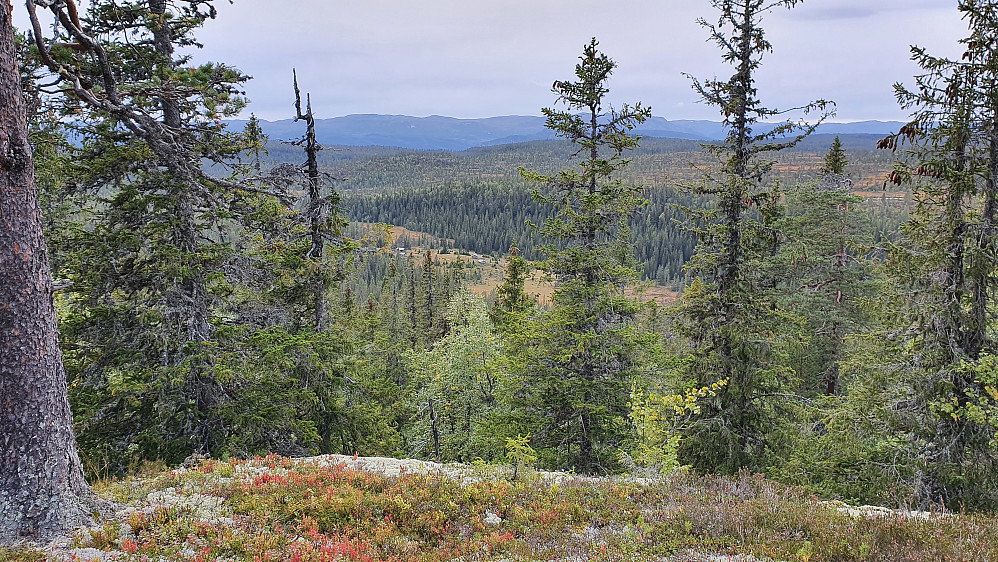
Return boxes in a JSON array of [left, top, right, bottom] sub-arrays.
[[2, 454, 996, 561]]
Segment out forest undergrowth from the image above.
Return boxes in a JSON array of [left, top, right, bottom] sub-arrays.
[[2, 454, 996, 562]]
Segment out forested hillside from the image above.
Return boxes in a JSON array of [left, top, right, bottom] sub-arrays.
[[237, 134, 906, 286], [239, 130, 909, 287], [5, 0, 998, 548], [223, 113, 906, 151], [331, 140, 904, 285], [258, 136, 898, 194]]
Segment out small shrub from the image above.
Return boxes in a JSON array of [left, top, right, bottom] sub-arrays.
[[505, 434, 537, 480]]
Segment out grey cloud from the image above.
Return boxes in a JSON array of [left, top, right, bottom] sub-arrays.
[[790, 0, 952, 21], [795, 6, 879, 21], [13, 0, 967, 122]]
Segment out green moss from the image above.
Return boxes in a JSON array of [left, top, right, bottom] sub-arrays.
[[0, 547, 46, 562]]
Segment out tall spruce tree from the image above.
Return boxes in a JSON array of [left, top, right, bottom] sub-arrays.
[[26, 0, 289, 471], [866, 0, 998, 508], [518, 38, 651, 473], [677, 0, 832, 472]]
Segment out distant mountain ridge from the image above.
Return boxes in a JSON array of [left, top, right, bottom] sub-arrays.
[[225, 114, 904, 151]]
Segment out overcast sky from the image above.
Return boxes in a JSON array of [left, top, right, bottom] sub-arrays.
[[17, 1, 968, 122]]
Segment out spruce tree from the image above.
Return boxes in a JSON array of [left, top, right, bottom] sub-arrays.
[[864, 0, 998, 508], [677, 0, 832, 472], [822, 136, 848, 176], [26, 0, 290, 470], [492, 243, 535, 332], [518, 38, 650, 473]]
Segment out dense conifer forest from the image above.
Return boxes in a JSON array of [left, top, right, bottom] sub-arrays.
[[6, 0, 998, 548], [335, 141, 907, 285]]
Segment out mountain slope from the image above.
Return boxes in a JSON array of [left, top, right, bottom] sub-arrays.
[[226, 114, 905, 151]]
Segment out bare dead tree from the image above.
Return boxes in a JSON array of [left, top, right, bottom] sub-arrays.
[[293, 69, 328, 331]]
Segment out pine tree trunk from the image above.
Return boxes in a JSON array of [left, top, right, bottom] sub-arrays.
[[0, 1, 103, 542]]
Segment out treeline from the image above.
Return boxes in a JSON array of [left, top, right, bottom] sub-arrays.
[[342, 180, 904, 286], [253, 136, 900, 194]]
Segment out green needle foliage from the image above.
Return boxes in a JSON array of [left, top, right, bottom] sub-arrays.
[[34, 0, 257, 472], [491, 243, 535, 333], [822, 136, 849, 176], [677, 0, 833, 473], [26, 0, 359, 472], [517, 38, 651, 473], [857, 0, 998, 509]]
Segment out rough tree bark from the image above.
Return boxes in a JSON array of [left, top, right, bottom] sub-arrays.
[[0, 0, 103, 543]]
